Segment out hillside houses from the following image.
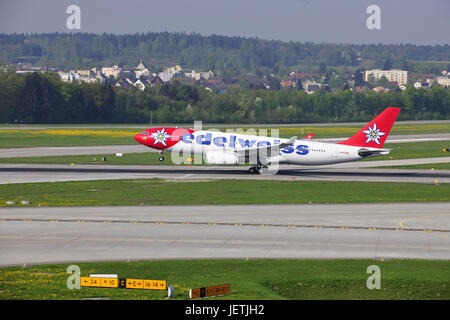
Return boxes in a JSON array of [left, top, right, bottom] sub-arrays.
[[55, 61, 167, 90], [57, 68, 107, 83], [9, 59, 449, 95]]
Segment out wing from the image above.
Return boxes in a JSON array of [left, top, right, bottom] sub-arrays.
[[234, 136, 297, 163]]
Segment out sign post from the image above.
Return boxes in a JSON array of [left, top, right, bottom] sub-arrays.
[[81, 277, 166, 290], [189, 284, 231, 299]]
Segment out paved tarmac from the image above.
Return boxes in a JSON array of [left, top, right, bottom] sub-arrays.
[[0, 203, 449, 266], [0, 157, 450, 184], [0, 145, 152, 158]]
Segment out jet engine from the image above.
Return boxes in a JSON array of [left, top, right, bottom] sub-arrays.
[[358, 148, 390, 158], [205, 151, 240, 165]]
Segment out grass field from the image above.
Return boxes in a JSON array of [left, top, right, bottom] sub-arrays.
[[0, 129, 137, 148], [0, 259, 448, 300], [276, 122, 450, 139], [1, 122, 450, 148], [363, 140, 450, 161], [1, 179, 450, 207]]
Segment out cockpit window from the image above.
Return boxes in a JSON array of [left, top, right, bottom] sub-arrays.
[[141, 131, 149, 135]]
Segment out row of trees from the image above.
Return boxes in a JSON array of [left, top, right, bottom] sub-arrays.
[[1, 71, 449, 124], [1, 32, 449, 74], [0, 71, 115, 124]]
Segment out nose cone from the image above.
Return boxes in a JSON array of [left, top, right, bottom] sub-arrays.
[[134, 133, 145, 144]]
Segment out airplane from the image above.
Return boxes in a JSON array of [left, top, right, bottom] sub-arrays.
[[304, 133, 314, 139], [134, 107, 400, 174]]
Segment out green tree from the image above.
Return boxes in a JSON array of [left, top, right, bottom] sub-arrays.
[[382, 58, 393, 70], [376, 75, 388, 87], [318, 62, 327, 75], [20, 72, 64, 123], [354, 69, 364, 87]]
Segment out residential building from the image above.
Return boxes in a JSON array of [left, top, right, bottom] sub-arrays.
[[158, 65, 183, 82], [200, 70, 214, 80], [413, 81, 430, 89], [133, 78, 150, 91], [303, 80, 322, 94], [57, 71, 75, 82], [76, 69, 93, 81], [102, 65, 121, 79], [372, 86, 389, 93], [166, 65, 183, 74], [114, 79, 130, 89], [150, 75, 164, 85], [158, 71, 174, 82], [280, 80, 296, 89], [185, 70, 214, 81], [435, 76, 450, 87], [184, 70, 202, 81], [135, 60, 150, 78], [365, 69, 408, 86]]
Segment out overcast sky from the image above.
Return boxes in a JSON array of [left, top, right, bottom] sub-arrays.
[[0, 0, 449, 45]]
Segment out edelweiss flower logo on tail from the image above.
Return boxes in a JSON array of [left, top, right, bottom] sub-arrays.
[[151, 128, 171, 146], [362, 123, 385, 145]]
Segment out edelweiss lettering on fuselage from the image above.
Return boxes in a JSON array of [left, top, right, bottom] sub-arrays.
[[178, 131, 310, 155]]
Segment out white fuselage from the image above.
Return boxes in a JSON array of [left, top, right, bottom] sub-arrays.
[[164, 130, 376, 165]]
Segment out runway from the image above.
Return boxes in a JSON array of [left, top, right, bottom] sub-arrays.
[[1, 133, 449, 158], [0, 144, 151, 158], [1, 203, 449, 266], [1, 157, 450, 184]]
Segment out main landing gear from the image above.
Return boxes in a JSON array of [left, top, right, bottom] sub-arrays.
[[158, 150, 164, 162], [248, 164, 268, 174]]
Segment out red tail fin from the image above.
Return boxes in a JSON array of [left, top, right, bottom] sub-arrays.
[[338, 107, 400, 149]]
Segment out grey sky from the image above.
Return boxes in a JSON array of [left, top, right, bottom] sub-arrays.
[[0, 0, 449, 45]]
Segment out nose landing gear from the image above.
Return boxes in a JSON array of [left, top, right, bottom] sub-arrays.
[[159, 150, 164, 162]]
